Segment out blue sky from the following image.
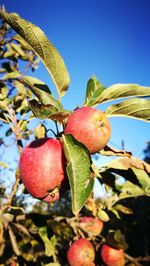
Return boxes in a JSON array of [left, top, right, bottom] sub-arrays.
[[1, 0, 150, 160]]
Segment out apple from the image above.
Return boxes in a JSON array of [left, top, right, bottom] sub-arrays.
[[79, 216, 103, 236], [67, 238, 95, 266], [19, 137, 67, 203], [101, 244, 125, 266], [64, 106, 111, 154]]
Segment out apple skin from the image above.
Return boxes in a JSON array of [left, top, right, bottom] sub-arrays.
[[79, 216, 103, 236], [19, 138, 67, 203], [64, 106, 111, 154], [101, 244, 125, 266], [67, 238, 95, 266]]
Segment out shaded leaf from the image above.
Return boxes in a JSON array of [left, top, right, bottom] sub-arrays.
[[0, 10, 70, 97], [131, 168, 150, 193], [62, 134, 94, 215], [94, 83, 150, 105], [29, 99, 70, 122], [99, 145, 132, 158], [106, 98, 150, 122], [0, 218, 3, 244], [39, 226, 56, 257], [84, 76, 106, 106], [8, 225, 21, 256], [106, 229, 128, 249], [23, 76, 62, 109]]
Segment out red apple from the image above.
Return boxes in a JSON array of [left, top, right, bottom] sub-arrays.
[[67, 238, 95, 266], [79, 216, 103, 236], [101, 244, 125, 266], [19, 138, 67, 203], [64, 106, 111, 154]]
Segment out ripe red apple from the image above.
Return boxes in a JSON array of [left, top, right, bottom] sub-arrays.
[[67, 238, 95, 266], [19, 137, 67, 203], [79, 216, 103, 236], [64, 106, 111, 154], [101, 244, 125, 266]]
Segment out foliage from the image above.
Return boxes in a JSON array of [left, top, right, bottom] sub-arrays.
[[0, 8, 150, 266]]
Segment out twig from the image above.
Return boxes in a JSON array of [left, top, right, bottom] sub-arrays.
[[125, 253, 150, 265]]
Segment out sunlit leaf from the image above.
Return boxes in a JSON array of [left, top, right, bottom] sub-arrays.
[[93, 83, 150, 105], [1, 71, 21, 80], [0, 161, 9, 168], [34, 123, 46, 139], [39, 226, 56, 257], [84, 76, 106, 106], [102, 156, 150, 174], [99, 145, 132, 157], [62, 134, 94, 215], [0, 10, 70, 97], [106, 98, 150, 122]]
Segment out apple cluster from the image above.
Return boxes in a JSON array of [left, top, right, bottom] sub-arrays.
[[67, 239, 125, 266], [19, 106, 111, 203], [66, 216, 125, 266]]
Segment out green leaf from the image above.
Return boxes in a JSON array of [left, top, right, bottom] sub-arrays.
[[131, 168, 150, 193], [106, 98, 150, 122], [93, 83, 150, 105], [0, 10, 70, 98], [39, 227, 56, 257], [120, 181, 144, 196], [62, 134, 94, 216], [29, 99, 70, 122], [23, 76, 62, 109], [84, 76, 106, 106]]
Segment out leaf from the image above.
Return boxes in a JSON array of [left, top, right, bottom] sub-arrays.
[[131, 168, 150, 193], [93, 83, 150, 105], [0, 10, 70, 97], [23, 76, 62, 109], [120, 181, 144, 196], [62, 134, 94, 215], [106, 98, 150, 122], [8, 225, 21, 256], [34, 123, 46, 138], [1, 71, 21, 80], [29, 99, 70, 122], [84, 76, 106, 106], [97, 209, 109, 222], [13, 34, 32, 50], [99, 145, 132, 157], [103, 157, 150, 174], [0, 161, 9, 168], [39, 227, 56, 257]]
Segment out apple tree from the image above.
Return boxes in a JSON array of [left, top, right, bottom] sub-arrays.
[[0, 9, 150, 266]]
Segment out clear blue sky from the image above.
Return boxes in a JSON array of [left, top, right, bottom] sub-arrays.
[[1, 0, 150, 160]]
